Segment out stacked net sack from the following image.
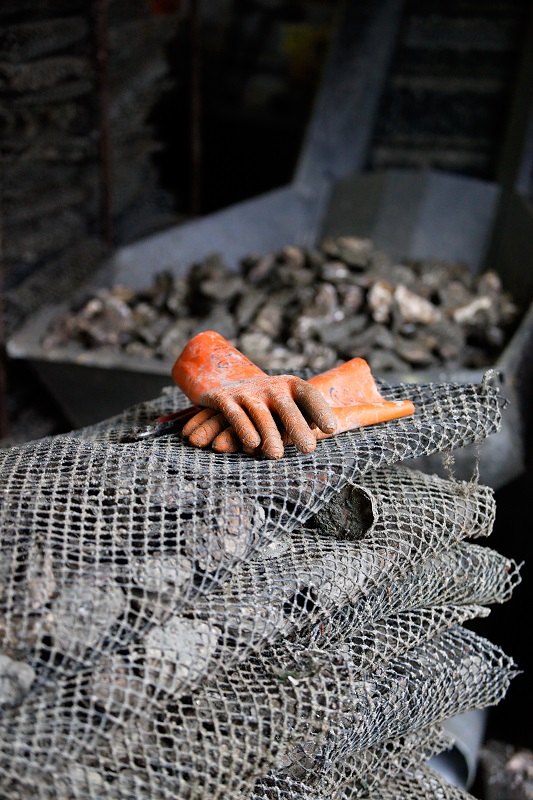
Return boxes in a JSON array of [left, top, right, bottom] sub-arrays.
[[0, 375, 521, 799]]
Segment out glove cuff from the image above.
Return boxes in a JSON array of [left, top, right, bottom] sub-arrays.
[[172, 330, 266, 404]]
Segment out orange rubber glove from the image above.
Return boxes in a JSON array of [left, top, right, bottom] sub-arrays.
[[306, 357, 415, 435], [172, 331, 338, 458], [172, 330, 415, 459]]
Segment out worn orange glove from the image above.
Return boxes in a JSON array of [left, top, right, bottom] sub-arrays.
[[306, 356, 415, 435], [183, 374, 339, 458], [190, 356, 416, 456], [172, 330, 415, 459], [172, 331, 338, 458]]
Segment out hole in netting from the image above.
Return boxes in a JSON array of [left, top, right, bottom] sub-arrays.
[[283, 586, 317, 617], [308, 484, 375, 540], [172, 695, 195, 717], [36, 638, 62, 668]]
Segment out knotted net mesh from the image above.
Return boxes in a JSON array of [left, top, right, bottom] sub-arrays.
[[0, 376, 520, 799]]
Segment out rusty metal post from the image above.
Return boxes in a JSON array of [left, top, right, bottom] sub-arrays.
[[189, 0, 202, 216], [0, 223, 8, 441], [94, 0, 114, 246]]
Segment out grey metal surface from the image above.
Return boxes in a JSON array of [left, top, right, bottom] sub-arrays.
[[321, 169, 501, 271], [404, 390, 526, 490], [6, 305, 174, 428], [429, 710, 488, 790], [293, 0, 404, 192], [110, 182, 331, 289]]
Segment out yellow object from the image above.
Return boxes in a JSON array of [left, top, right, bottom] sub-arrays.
[[280, 22, 332, 82]]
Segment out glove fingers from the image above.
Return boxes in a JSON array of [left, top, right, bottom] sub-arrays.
[[261, 427, 285, 459], [216, 397, 262, 450], [187, 413, 228, 447], [211, 427, 242, 453], [240, 397, 285, 459], [181, 408, 219, 437], [273, 395, 317, 454], [292, 382, 338, 434]]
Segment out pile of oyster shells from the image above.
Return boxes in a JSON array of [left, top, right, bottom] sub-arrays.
[[43, 236, 519, 373]]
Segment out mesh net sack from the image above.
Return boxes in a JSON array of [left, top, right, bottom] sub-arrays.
[[0, 375, 521, 799]]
